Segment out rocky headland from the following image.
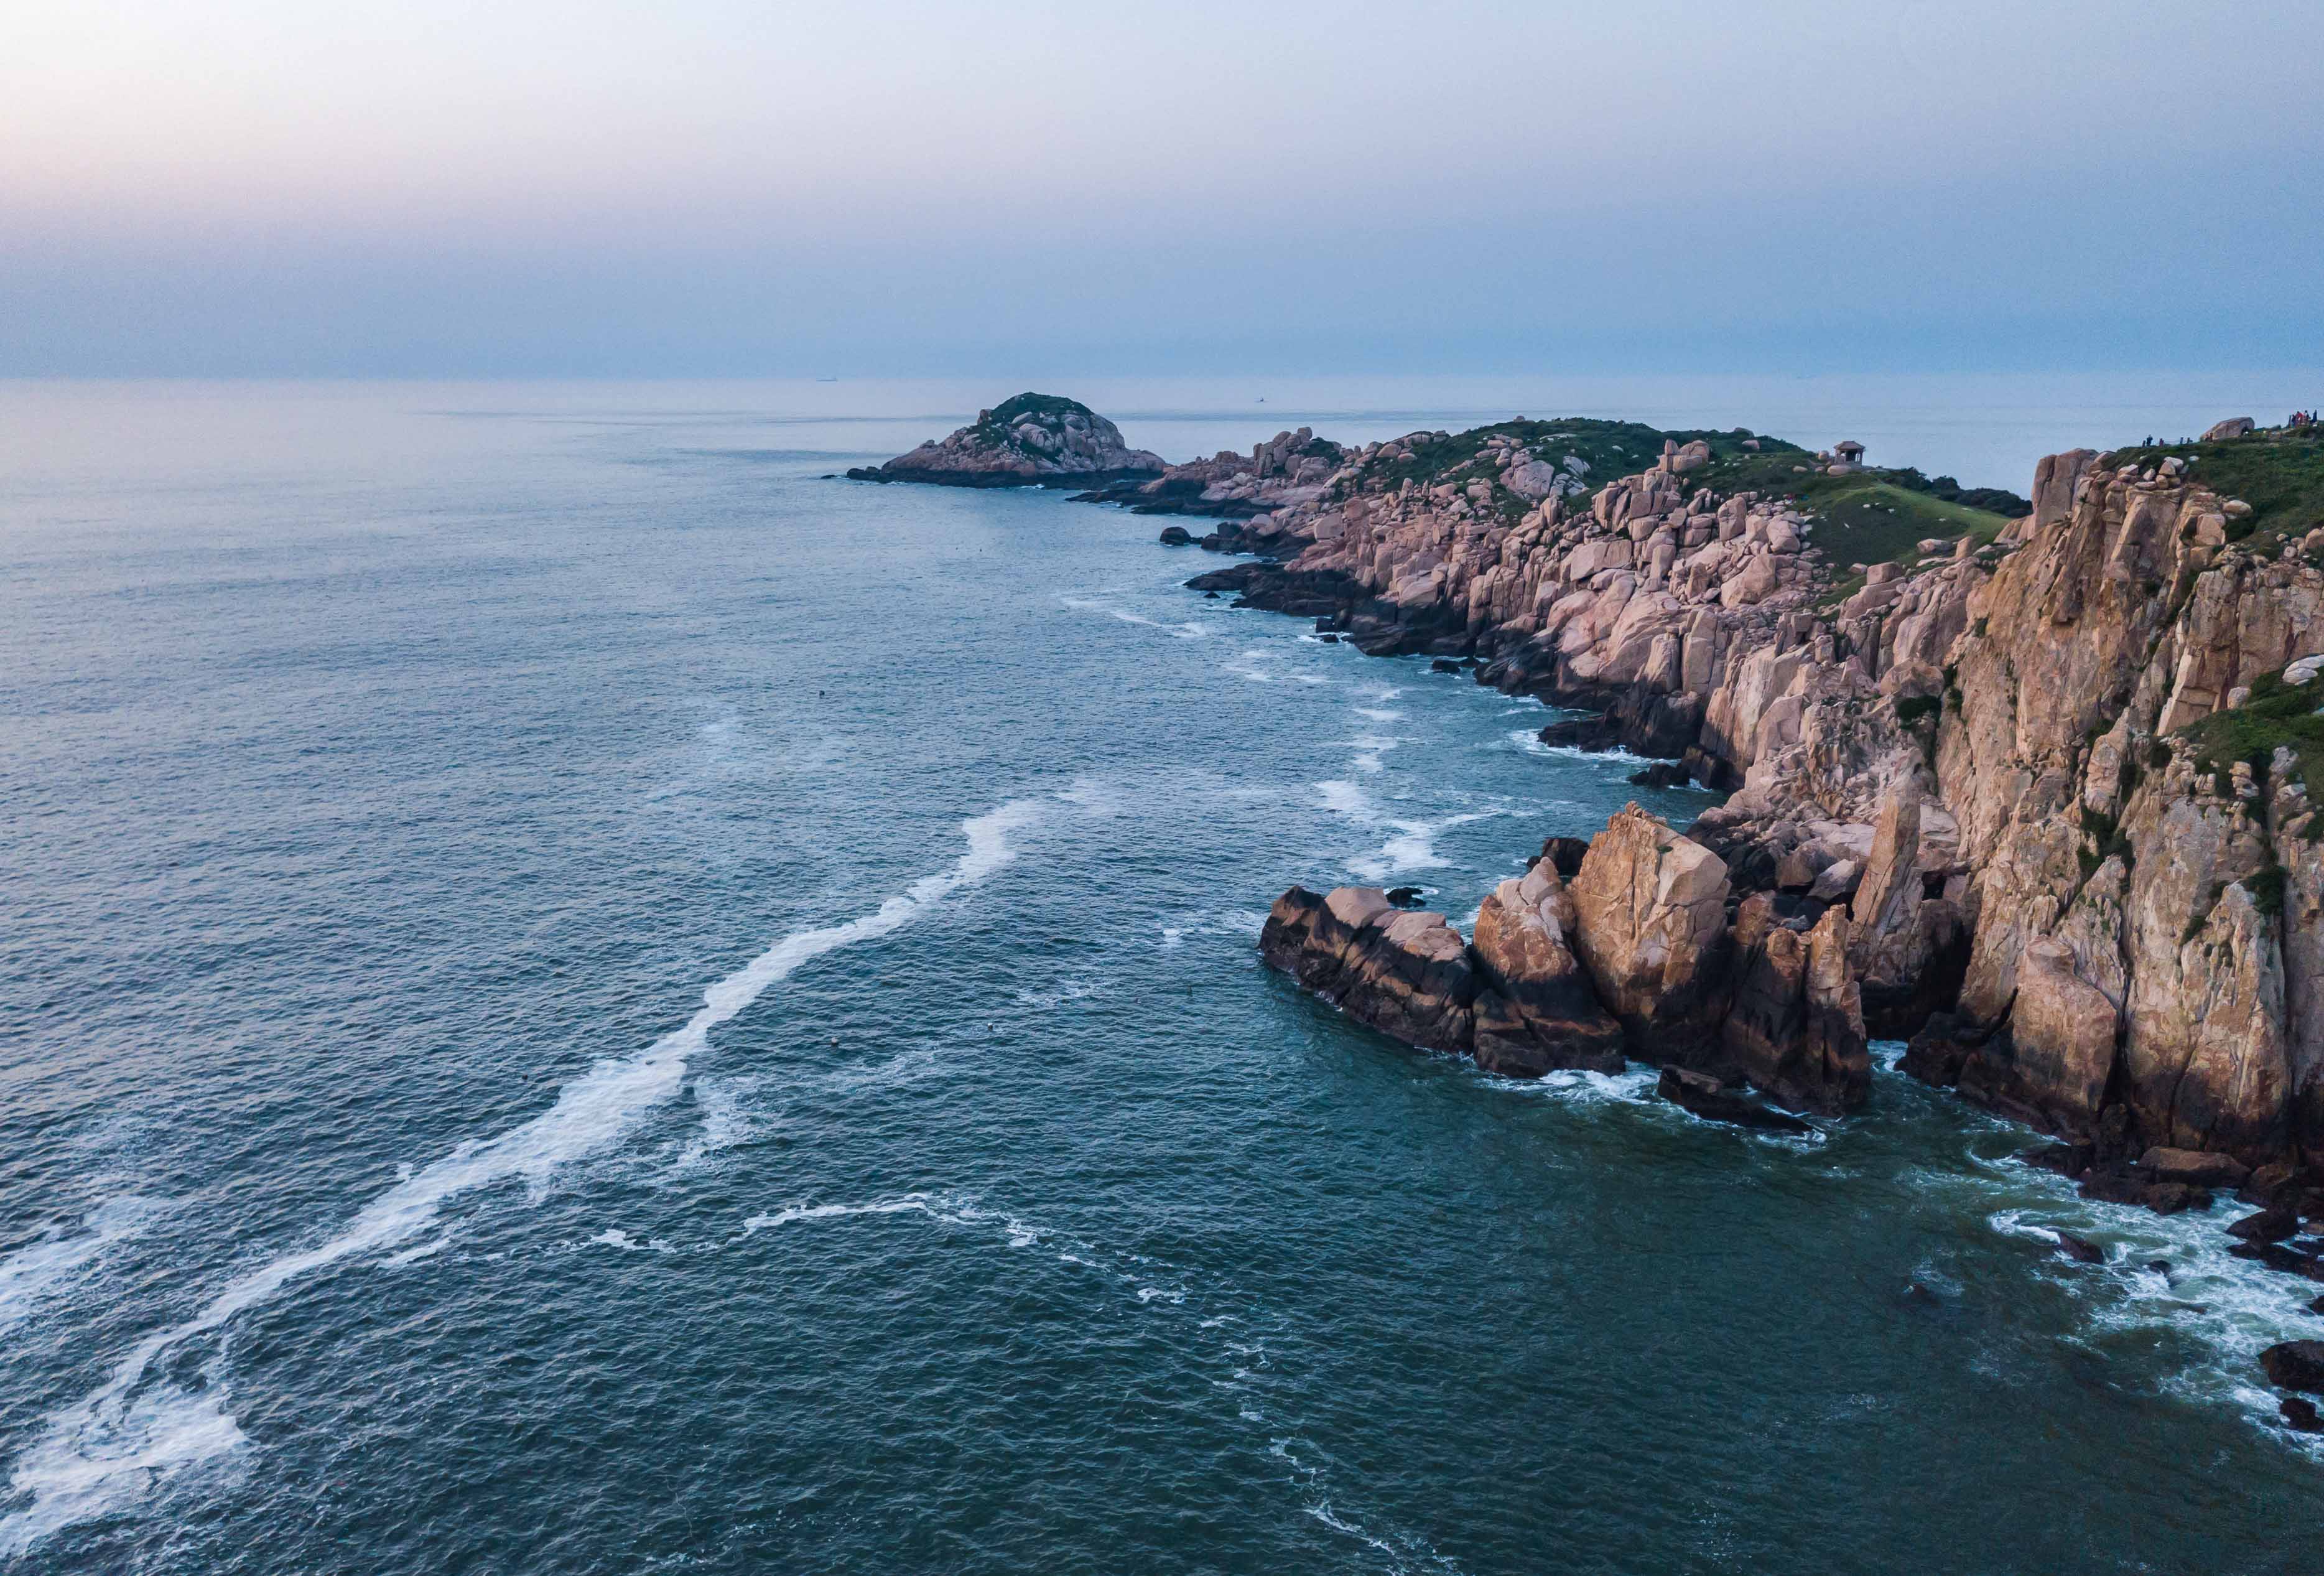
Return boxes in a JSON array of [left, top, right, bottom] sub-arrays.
[[860, 401, 2324, 1399], [847, 392, 1165, 487]]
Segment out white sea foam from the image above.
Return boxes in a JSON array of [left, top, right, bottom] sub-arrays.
[[0, 799, 1046, 1556], [1354, 707, 1404, 723], [590, 1228, 671, 1253], [1014, 979, 1101, 1010], [0, 1197, 168, 1334], [1505, 729, 1650, 766]]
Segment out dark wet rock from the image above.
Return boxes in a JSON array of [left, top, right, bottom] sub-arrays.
[[2261, 1340, 2324, 1394], [1532, 837, 1592, 882], [1204, 590, 1220, 599], [1158, 525, 1196, 546], [2231, 1243, 2324, 1281], [2018, 1142, 2095, 1180], [2054, 1233, 2106, 1264], [1627, 760, 1692, 789], [2283, 1397, 2324, 1432], [1901, 1282, 1943, 1307], [1429, 658, 1463, 674], [2078, 1167, 2210, 1215], [1385, 887, 1425, 910], [2241, 1162, 2299, 1208], [1536, 714, 1622, 752], [1655, 1066, 1813, 1135], [1318, 632, 1340, 643], [2307, 1294, 2324, 1315], [1900, 1011, 1993, 1090], [2140, 1147, 2252, 1191], [2144, 1259, 2173, 1277], [2229, 1208, 2302, 1244]]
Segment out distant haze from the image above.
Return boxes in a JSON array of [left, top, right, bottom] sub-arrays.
[[6, 1, 2320, 377]]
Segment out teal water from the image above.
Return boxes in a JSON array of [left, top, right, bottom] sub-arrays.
[[3, 380, 2320, 1574]]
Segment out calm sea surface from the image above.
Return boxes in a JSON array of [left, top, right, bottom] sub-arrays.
[[4, 376, 2322, 1574]]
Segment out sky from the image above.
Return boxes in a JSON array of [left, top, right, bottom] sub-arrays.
[[4, 0, 2319, 378]]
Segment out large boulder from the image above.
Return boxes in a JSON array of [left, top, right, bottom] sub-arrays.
[[1566, 804, 1733, 1060], [1469, 865, 1626, 1075], [1720, 897, 1870, 1114]]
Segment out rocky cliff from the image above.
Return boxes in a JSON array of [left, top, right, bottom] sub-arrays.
[[1225, 414, 2324, 1167], [848, 393, 1164, 487]]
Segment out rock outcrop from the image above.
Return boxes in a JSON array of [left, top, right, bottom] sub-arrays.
[[1261, 804, 1869, 1115], [1226, 409, 2323, 1167], [849, 393, 1164, 487], [1074, 427, 1346, 541]]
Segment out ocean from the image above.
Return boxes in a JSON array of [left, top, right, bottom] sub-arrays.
[[4, 375, 2322, 1574]]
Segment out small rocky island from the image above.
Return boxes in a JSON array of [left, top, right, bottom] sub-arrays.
[[846, 392, 1164, 487], [859, 401, 2324, 1422]]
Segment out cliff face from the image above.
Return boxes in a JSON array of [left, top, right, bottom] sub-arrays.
[[1225, 420, 2324, 1163], [850, 393, 1164, 487]]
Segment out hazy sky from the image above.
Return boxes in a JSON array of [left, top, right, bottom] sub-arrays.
[[6, 1, 2318, 376]]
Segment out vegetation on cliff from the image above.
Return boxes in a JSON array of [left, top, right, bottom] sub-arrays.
[[2106, 426, 2324, 549], [2173, 667, 2324, 800]]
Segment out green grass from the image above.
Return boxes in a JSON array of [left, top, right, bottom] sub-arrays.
[[2104, 427, 2324, 546], [1693, 450, 2020, 596], [2173, 668, 2324, 795], [1347, 418, 1798, 526]]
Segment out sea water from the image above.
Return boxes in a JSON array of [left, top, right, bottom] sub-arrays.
[[3, 376, 2320, 1574]]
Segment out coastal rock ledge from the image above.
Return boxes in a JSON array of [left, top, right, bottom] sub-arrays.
[[1263, 804, 1870, 1118], [847, 393, 1164, 488]]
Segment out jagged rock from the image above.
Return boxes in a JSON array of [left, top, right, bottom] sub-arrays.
[[1159, 526, 1195, 546], [2201, 417, 2257, 442], [1655, 1066, 1811, 1134], [1719, 897, 1869, 1114], [853, 393, 1164, 486], [1567, 806, 1732, 1060], [1262, 880, 1631, 1079], [1260, 885, 1479, 1053], [1212, 418, 2322, 1171], [2282, 1397, 2324, 1432], [1469, 867, 1626, 1075]]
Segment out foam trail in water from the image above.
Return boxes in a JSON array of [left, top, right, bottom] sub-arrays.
[[0, 1197, 168, 1334], [0, 800, 1046, 1555]]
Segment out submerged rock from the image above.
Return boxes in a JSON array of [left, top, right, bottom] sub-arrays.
[[2260, 1340, 2324, 1393], [1655, 1066, 1812, 1134]]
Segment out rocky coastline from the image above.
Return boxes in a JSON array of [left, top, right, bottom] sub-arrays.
[[858, 398, 2324, 1421]]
